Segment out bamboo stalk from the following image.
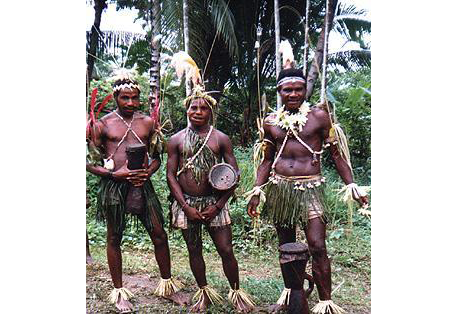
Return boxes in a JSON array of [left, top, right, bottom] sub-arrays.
[[320, 0, 330, 103], [274, 0, 281, 108], [303, 0, 310, 77]]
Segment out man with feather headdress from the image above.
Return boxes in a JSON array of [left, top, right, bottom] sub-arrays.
[[166, 52, 255, 313], [246, 41, 368, 314], [86, 70, 185, 313]]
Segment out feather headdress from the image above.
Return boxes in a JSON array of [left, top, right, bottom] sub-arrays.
[[279, 40, 295, 70], [171, 51, 202, 86], [277, 40, 305, 87], [110, 67, 140, 92], [171, 51, 217, 109]]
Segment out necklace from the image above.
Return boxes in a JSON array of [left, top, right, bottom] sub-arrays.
[[103, 112, 145, 171], [270, 102, 311, 132]]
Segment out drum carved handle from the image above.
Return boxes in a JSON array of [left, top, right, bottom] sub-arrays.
[[304, 272, 314, 298]]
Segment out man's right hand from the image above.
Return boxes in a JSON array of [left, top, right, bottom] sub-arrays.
[[111, 160, 130, 181], [247, 196, 260, 218], [183, 204, 204, 222]]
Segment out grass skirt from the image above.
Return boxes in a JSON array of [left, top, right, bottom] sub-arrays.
[[97, 178, 164, 234], [263, 173, 327, 228]]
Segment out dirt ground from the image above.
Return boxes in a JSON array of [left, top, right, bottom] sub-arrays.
[[86, 245, 370, 314]]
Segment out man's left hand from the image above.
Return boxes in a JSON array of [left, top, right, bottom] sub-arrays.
[[201, 204, 220, 223], [356, 195, 369, 208]]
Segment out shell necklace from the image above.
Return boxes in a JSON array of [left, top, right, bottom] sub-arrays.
[[270, 102, 311, 132]]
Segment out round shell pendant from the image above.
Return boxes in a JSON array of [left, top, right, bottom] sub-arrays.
[[103, 158, 115, 170]]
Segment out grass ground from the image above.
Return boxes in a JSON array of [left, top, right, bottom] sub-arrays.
[[86, 225, 370, 313], [87, 148, 371, 313]]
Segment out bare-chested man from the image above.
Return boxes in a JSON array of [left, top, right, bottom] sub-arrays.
[[167, 94, 255, 313], [86, 75, 185, 313], [247, 68, 368, 314]]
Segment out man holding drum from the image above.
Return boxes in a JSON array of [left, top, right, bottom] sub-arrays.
[[166, 52, 255, 313]]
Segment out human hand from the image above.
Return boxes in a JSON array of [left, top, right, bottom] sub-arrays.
[[183, 204, 204, 222], [111, 160, 130, 181], [351, 188, 369, 208], [127, 168, 149, 187], [247, 196, 260, 218], [357, 195, 369, 208], [201, 204, 220, 223]]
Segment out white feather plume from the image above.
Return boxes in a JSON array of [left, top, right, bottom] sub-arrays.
[[170, 51, 202, 86], [279, 40, 295, 69], [110, 66, 138, 83]]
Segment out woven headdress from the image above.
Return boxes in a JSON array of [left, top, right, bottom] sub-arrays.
[[277, 40, 306, 88], [171, 51, 217, 109], [110, 68, 141, 93]]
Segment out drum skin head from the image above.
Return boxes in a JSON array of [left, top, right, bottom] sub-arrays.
[[208, 163, 238, 191]]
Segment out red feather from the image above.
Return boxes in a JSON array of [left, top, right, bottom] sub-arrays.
[[89, 88, 98, 127], [96, 94, 113, 119], [86, 88, 99, 140]]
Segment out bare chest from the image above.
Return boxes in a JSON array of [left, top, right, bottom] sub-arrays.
[[179, 133, 221, 158], [104, 120, 150, 145], [270, 116, 323, 146]]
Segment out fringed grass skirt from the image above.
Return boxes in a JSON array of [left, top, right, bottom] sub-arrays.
[[171, 194, 231, 244], [97, 178, 164, 234], [171, 194, 231, 229], [263, 173, 327, 228]]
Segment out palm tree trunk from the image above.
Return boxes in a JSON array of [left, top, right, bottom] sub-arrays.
[[87, 0, 107, 88], [149, 0, 161, 114], [183, 0, 192, 96], [305, 0, 338, 101], [274, 0, 281, 107]]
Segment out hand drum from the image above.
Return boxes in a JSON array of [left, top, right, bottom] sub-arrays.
[[208, 163, 238, 191], [126, 143, 147, 170]]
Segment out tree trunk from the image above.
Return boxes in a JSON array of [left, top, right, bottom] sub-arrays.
[[274, 0, 281, 107], [183, 0, 192, 96], [305, 0, 338, 101], [149, 0, 161, 114], [87, 0, 107, 88]]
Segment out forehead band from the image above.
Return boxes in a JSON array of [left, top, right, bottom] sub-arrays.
[[277, 76, 306, 87]]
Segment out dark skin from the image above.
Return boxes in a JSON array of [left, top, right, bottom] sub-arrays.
[[86, 88, 187, 312], [167, 98, 253, 313], [247, 81, 368, 303]]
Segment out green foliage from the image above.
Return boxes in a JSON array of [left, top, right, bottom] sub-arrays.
[[87, 146, 370, 252], [313, 70, 372, 183], [88, 72, 151, 116]]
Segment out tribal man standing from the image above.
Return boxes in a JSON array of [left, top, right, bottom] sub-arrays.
[[167, 52, 255, 313], [86, 72, 185, 313], [246, 42, 368, 314]]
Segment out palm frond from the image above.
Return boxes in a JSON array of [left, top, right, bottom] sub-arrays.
[[207, 0, 239, 59], [86, 30, 146, 59], [333, 3, 370, 48], [328, 49, 370, 71]]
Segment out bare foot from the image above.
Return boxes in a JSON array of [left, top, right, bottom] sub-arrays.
[[190, 291, 210, 313], [163, 291, 190, 306], [116, 295, 134, 313], [267, 303, 285, 313], [86, 255, 94, 265]]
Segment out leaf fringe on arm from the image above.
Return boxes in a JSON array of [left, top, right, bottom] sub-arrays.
[[337, 183, 371, 217], [332, 123, 352, 170]]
